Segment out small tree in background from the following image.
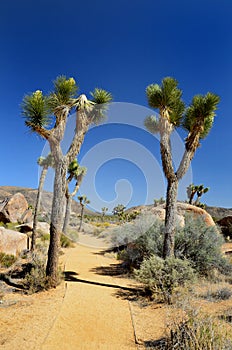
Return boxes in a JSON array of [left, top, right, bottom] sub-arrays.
[[31, 153, 55, 251], [112, 204, 126, 221], [187, 183, 209, 205], [78, 195, 90, 231], [63, 159, 86, 235], [101, 207, 108, 220], [195, 184, 209, 204], [145, 77, 220, 258], [153, 197, 165, 207]]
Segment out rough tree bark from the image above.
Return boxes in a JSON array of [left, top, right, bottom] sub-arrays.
[[46, 156, 67, 286], [62, 183, 80, 235], [162, 121, 204, 258], [31, 165, 48, 251]]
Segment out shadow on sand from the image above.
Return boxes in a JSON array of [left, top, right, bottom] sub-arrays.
[[64, 270, 140, 292]]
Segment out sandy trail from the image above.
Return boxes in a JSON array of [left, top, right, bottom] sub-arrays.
[[41, 236, 138, 349], [0, 233, 166, 350]]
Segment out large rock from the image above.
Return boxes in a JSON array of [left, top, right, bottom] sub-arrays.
[[0, 193, 32, 224], [217, 216, 232, 239], [0, 227, 28, 255], [144, 202, 215, 227]]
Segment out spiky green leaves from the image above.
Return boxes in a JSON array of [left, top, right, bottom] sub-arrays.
[[48, 76, 78, 110], [22, 90, 51, 130], [37, 153, 55, 168], [88, 88, 112, 125], [90, 88, 112, 104], [183, 93, 220, 139], [78, 195, 90, 206], [146, 77, 185, 127], [144, 115, 160, 134], [68, 159, 87, 181]]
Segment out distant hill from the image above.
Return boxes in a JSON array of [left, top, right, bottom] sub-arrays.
[[205, 205, 232, 221], [0, 186, 95, 216], [126, 203, 232, 221], [0, 186, 232, 221]]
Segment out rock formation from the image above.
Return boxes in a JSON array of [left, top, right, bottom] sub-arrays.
[[0, 193, 32, 224], [0, 227, 28, 255]]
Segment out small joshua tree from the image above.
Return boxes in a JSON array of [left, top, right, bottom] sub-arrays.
[[63, 159, 86, 235], [101, 207, 108, 220], [32, 153, 55, 251], [187, 183, 209, 205], [78, 195, 90, 231], [112, 204, 126, 221]]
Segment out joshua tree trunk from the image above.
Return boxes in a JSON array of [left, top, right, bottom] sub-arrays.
[[46, 156, 67, 287], [79, 204, 84, 231], [62, 194, 72, 235], [63, 184, 80, 235], [31, 166, 48, 251], [163, 178, 178, 258]]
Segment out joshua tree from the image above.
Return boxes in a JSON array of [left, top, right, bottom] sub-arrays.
[[78, 195, 90, 231], [101, 207, 108, 220], [153, 197, 165, 207], [187, 183, 209, 205], [63, 159, 86, 235], [144, 77, 219, 258], [112, 204, 126, 221], [195, 184, 209, 204], [31, 153, 54, 251], [186, 183, 198, 204], [22, 76, 112, 286]]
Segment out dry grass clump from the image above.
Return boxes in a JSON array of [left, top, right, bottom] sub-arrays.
[[147, 303, 232, 349], [0, 252, 17, 268]]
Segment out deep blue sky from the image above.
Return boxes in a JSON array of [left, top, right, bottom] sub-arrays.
[[1, 0, 232, 209]]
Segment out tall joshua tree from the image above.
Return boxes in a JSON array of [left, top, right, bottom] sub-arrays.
[[144, 77, 220, 258], [22, 76, 112, 286], [63, 159, 86, 235], [78, 195, 90, 231], [31, 153, 54, 251]]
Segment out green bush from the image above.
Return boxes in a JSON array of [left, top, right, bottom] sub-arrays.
[[0, 252, 17, 268], [175, 214, 232, 277], [111, 214, 163, 268], [23, 253, 48, 293], [115, 214, 231, 277], [40, 233, 50, 241], [60, 234, 74, 248], [135, 255, 195, 303]]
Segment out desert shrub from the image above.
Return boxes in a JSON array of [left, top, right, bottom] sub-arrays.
[[60, 234, 74, 248], [5, 222, 19, 231], [40, 233, 50, 242], [0, 252, 17, 268], [23, 252, 48, 293], [111, 214, 163, 268], [113, 213, 232, 276], [204, 287, 232, 301], [175, 214, 232, 277], [65, 229, 79, 242], [135, 255, 195, 303], [160, 307, 232, 350]]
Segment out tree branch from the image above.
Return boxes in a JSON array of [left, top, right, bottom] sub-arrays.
[[176, 124, 203, 180]]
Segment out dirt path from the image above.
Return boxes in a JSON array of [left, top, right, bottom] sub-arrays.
[[0, 233, 166, 349], [40, 238, 138, 349]]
